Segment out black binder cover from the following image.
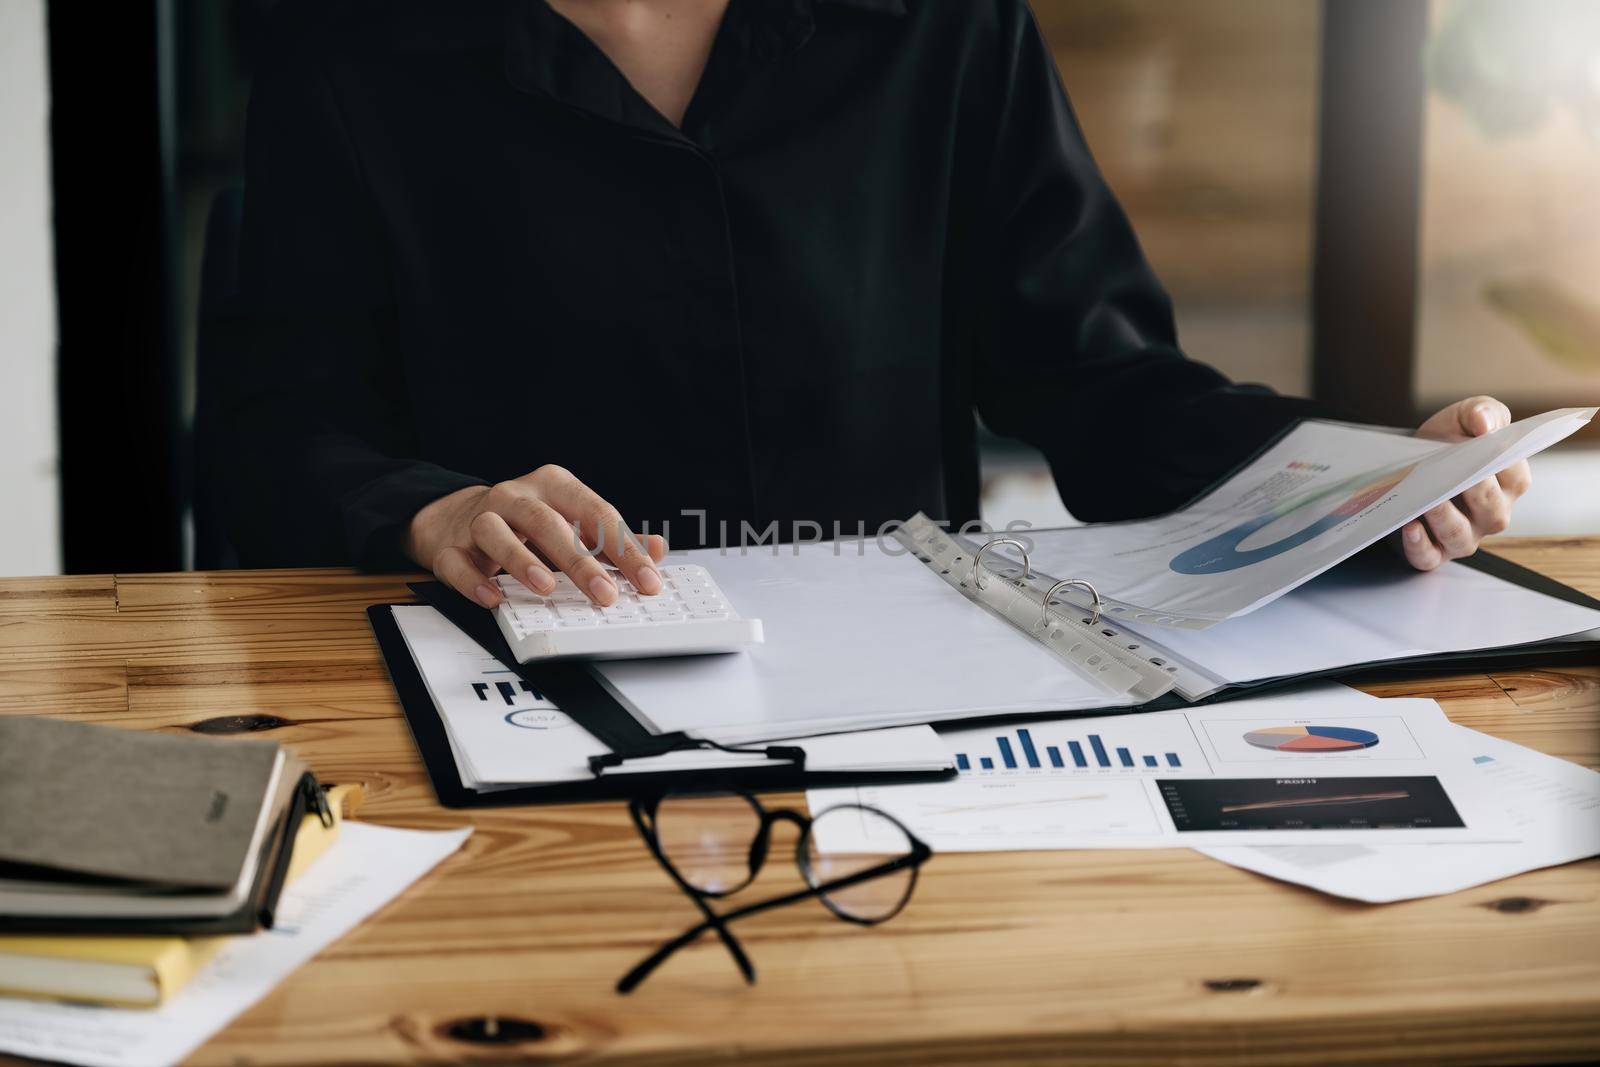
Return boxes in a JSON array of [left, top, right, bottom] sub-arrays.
[[959, 548, 1600, 731], [369, 588, 955, 809], [1159, 549, 1600, 706]]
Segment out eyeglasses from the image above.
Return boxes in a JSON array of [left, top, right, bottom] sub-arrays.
[[618, 791, 932, 992]]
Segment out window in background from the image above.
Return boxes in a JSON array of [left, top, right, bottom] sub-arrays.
[[0, 0, 60, 576], [1414, 0, 1600, 535], [984, 0, 1322, 528], [1416, 0, 1600, 415]]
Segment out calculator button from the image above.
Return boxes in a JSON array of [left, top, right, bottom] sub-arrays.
[[557, 605, 597, 620], [685, 596, 726, 612], [689, 610, 729, 620]]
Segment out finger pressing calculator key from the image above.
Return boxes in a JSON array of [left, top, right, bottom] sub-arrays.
[[490, 564, 763, 662]]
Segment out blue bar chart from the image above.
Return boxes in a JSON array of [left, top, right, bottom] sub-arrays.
[[951, 723, 1193, 775], [471, 677, 544, 706]]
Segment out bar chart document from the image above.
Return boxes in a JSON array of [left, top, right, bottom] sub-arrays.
[[1014, 408, 1594, 628], [807, 688, 1509, 851]]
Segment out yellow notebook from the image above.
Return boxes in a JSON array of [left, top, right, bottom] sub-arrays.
[[0, 784, 360, 1008]]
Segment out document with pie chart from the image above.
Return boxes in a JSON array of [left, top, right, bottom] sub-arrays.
[[1015, 407, 1595, 628], [1203, 712, 1424, 763], [809, 687, 1512, 852]]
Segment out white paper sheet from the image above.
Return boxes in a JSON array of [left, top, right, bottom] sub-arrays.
[[592, 540, 1127, 745], [1197, 726, 1600, 902], [807, 689, 1508, 850], [1021, 408, 1594, 628], [1112, 553, 1600, 699], [391, 605, 953, 783], [0, 823, 471, 1067]]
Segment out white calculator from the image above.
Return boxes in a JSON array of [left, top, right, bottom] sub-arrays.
[[491, 563, 763, 662]]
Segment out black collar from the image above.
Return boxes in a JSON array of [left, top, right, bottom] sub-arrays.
[[505, 0, 906, 136]]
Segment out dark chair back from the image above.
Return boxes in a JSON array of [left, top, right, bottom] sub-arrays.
[[193, 187, 246, 570]]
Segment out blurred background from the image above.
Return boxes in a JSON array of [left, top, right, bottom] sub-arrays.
[[2, 0, 1598, 576]]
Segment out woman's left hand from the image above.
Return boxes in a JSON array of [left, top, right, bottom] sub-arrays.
[[1401, 396, 1532, 571]]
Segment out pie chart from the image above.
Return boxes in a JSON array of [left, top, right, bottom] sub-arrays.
[[1243, 725, 1380, 752], [1168, 463, 1416, 575]]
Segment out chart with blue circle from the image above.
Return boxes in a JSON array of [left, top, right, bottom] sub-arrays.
[[504, 708, 571, 731], [1168, 463, 1416, 575]]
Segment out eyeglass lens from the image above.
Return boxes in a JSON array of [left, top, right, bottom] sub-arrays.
[[803, 805, 917, 922], [654, 792, 764, 895]]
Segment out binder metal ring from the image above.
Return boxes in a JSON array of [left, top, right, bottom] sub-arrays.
[[971, 538, 1032, 590], [1041, 578, 1103, 628]]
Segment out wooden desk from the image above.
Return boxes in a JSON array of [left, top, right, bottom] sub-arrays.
[[2, 538, 1598, 1066]]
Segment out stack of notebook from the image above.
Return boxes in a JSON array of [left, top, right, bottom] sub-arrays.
[[0, 716, 345, 1006], [0, 788, 354, 1007]]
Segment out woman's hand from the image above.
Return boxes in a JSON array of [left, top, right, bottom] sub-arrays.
[[1402, 396, 1532, 571], [403, 466, 667, 608]]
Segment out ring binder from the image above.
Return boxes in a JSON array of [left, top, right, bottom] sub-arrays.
[[1042, 578, 1104, 627], [897, 517, 1174, 704], [970, 538, 1033, 591]]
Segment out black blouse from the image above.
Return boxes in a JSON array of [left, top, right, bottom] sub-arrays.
[[225, 0, 1322, 568]]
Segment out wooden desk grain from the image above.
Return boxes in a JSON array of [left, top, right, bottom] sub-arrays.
[[2, 539, 1597, 1066]]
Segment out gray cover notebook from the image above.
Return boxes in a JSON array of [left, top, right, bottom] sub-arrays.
[[0, 716, 282, 890]]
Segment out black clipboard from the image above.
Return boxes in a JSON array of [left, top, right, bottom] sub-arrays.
[[367, 583, 956, 808]]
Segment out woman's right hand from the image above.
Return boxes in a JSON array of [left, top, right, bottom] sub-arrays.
[[402, 466, 667, 608]]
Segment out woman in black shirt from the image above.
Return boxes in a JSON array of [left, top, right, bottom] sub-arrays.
[[225, 0, 1528, 608]]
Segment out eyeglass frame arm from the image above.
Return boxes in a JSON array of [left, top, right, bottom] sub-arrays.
[[616, 843, 931, 993], [626, 800, 757, 987]]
